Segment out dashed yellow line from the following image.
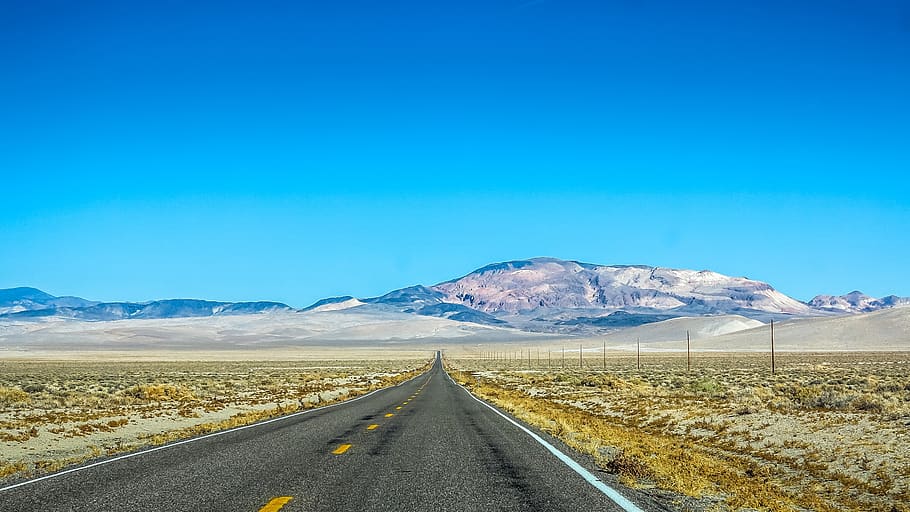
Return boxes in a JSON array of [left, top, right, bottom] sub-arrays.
[[259, 496, 293, 512], [332, 443, 352, 455], [385, 413, 394, 417], [367, 424, 379, 430], [395, 406, 402, 410]]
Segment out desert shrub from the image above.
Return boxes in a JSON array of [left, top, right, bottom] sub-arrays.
[[600, 449, 653, 480], [122, 384, 195, 402], [851, 394, 885, 413], [22, 383, 46, 393], [811, 389, 853, 410], [875, 380, 909, 393], [690, 378, 724, 395], [0, 386, 30, 406]]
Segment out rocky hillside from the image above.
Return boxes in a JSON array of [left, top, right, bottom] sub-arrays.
[[432, 258, 814, 317]]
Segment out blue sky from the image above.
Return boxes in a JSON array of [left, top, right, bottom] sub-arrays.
[[1, 0, 908, 307]]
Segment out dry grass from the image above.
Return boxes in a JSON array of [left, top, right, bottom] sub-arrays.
[[0, 358, 430, 483], [449, 352, 910, 512]]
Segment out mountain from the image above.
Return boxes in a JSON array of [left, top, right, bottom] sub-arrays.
[[808, 291, 910, 313], [300, 296, 359, 312], [5, 258, 908, 333], [0, 288, 293, 321], [340, 257, 825, 333], [0, 287, 56, 305], [302, 257, 906, 333], [432, 258, 814, 318], [363, 258, 910, 334], [0, 287, 97, 315], [356, 286, 506, 326]]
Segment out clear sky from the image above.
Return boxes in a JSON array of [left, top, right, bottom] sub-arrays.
[[2, 0, 908, 307]]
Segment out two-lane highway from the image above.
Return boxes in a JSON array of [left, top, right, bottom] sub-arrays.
[[0, 353, 653, 511]]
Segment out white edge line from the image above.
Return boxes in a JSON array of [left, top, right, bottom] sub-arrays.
[[445, 368, 645, 512], [0, 366, 429, 494]]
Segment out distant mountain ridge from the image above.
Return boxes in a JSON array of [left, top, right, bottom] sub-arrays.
[[357, 258, 908, 333], [0, 287, 292, 321], [0, 287, 97, 315], [433, 258, 813, 316], [807, 291, 910, 313], [3, 258, 907, 332]]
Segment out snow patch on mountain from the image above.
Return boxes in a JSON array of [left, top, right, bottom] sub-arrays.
[[306, 297, 365, 312]]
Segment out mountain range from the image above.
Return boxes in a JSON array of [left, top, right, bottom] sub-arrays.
[[2, 258, 908, 333], [0, 287, 292, 321]]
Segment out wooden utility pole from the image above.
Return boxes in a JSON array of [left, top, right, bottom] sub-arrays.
[[562, 346, 565, 368], [686, 330, 691, 372], [548, 350, 551, 369], [603, 340, 606, 370], [637, 337, 641, 370], [771, 319, 776, 375], [579, 344, 583, 368]]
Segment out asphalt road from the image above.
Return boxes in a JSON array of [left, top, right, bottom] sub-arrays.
[[0, 353, 660, 512]]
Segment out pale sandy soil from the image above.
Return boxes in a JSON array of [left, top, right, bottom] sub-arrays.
[[0, 310, 553, 354]]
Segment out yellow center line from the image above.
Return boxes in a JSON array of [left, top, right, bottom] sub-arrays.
[[258, 497, 293, 512], [367, 424, 379, 430], [403, 401, 409, 404], [395, 406, 402, 410], [385, 413, 394, 417], [332, 443, 352, 455]]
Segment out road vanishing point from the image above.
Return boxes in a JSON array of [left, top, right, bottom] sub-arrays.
[[0, 353, 661, 512]]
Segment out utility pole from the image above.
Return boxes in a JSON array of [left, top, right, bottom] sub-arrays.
[[562, 346, 565, 368], [637, 337, 641, 370], [686, 330, 691, 372], [579, 344, 583, 368], [771, 319, 776, 375], [603, 340, 606, 370]]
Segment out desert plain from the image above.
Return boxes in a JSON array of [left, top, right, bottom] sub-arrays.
[[1, 309, 909, 511]]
